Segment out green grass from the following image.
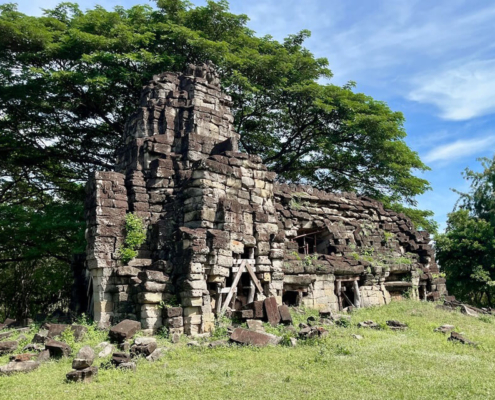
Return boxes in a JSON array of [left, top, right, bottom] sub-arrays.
[[2, 301, 495, 399]]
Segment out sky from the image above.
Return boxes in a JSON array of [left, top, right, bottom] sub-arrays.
[[14, 0, 495, 231]]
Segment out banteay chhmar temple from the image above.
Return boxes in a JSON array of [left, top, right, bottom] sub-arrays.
[[85, 62, 448, 336]]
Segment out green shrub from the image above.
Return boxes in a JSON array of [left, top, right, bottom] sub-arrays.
[[118, 213, 146, 264]]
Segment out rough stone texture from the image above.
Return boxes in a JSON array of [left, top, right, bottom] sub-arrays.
[[36, 350, 50, 363], [435, 324, 455, 334], [85, 63, 448, 336], [109, 320, 141, 343], [98, 343, 114, 358], [112, 352, 131, 366], [131, 337, 157, 357], [246, 319, 264, 332], [66, 366, 98, 383], [45, 339, 71, 357], [386, 320, 408, 331], [0, 341, 18, 355], [264, 297, 281, 327], [146, 347, 165, 361], [72, 346, 95, 370], [278, 305, 292, 325], [118, 362, 136, 372], [448, 331, 476, 346], [230, 328, 281, 347], [0, 361, 40, 376]]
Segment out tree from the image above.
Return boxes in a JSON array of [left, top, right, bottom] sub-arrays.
[[435, 156, 495, 306], [0, 0, 435, 317]]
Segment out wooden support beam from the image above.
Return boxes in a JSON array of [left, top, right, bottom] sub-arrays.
[[221, 260, 246, 313], [336, 280, 343, 311], [342, 291, 354, 308], [353, 280, 361, 308], [245, 263, 264, 294]]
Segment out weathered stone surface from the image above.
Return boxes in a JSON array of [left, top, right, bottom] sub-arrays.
[[278, 305, 292, 325], [0, 331, 13, 340], [36, 350, 50, 362], [264, 297, 281, 327], [206, 340, 229, 348], [146, 347, 166, 361], [45, 339, 71, 357], [0, 341, 18, 355], [386, 320, 408, 331], [434, 324, 455, 334], [118, 362, 136, 372], [0, 361, 40, 375], [97, 343, 114, 358], [230, 328, 281, 346], [32, 329, 48, 344], [72, 346, 95, 370], [23, 343, 44, 352], [246, 319, 264, 332], [448, 331, 476, 346], [111, 352, 131, 366], [358, 320, 380, 329], [66, 366, 98, 383], [109, 320, 141, 343], [131, 337, 157, 357], [9, 353, 36, 362], [164, 307, 183, 318]]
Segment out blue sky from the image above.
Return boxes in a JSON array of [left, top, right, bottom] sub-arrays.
[[15, 0, 495, 230]]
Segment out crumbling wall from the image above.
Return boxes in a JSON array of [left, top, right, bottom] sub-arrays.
[[85, 63, 447, 335]]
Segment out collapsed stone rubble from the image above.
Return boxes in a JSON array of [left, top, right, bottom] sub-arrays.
[[83, 62, 447, 338]]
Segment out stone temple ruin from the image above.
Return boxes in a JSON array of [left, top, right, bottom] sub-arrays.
[[85, 63, 448, 336]]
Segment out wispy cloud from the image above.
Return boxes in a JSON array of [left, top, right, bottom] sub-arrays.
[[423, 135, 495, 163], [408, 60, 495, 120]]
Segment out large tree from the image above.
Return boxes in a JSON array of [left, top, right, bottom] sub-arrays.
[[0, 0, 435, 317], [436, 156, 495, 306]]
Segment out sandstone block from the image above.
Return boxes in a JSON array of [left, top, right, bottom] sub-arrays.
[[109, 319, 141, 343]]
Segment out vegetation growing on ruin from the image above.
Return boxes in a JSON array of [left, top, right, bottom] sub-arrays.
[[119, 213, 147, 264], [2, 301, 495, 399]]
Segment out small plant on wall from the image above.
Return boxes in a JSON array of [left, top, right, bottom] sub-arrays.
[[119, 213, 147, 264]]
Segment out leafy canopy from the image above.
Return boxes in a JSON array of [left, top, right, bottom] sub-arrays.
[[436, 156, 495, 306], [0, 0, 431, 209]]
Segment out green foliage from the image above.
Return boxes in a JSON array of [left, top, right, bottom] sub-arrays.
[[435, 155, 495, 307], [158, 295, 179, 309], [383, 231, 394, 243], [118, 213, 146, 264], [0, 201, 85, 319], [303, 253, 319, 266]]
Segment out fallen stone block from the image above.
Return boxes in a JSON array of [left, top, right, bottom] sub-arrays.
[[9, 353, 36, 362], [230, 328, 281, 347], [146, 347, 166, 361], [263, 297, 280, 327], [97, 343, 114, 358], [358, 320, 380, 329], [131, 337, 157, 357], [187, 341, 200, 347], [0, 341, 18, 355], [118, 362, 136, 372], [0, 331, 13, 340], [386, 320, 408, 331], [352, 334, 363, 340], [460, 305, 479, 317], [448, 331, 476, 346], [32, 329, 49, 344], [45, 339, 72, 357], [246, 319, 264, 332], [206, 340, 229, 348], [298, 326, 328, 339], [278, 305, 292, 325], [244, 301, 264, 319], [434, 324, 455, 334], [109, 320, 141, 343], [118, 341, 131, 352], [111, 352, 131, 366], [0, 361, 40, 376], [319, 308, 333, 318], [72, 346, 95, 370], [66, 366, 98, 383], [23, 343, 44, 353], [36, 350, 50, 363]]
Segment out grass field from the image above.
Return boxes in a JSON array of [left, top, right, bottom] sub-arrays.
[[1, 300, 495, 400]]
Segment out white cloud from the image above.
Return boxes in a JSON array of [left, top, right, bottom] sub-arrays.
[[423, 135, 495, 163], [409, 60, 495, 120]]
